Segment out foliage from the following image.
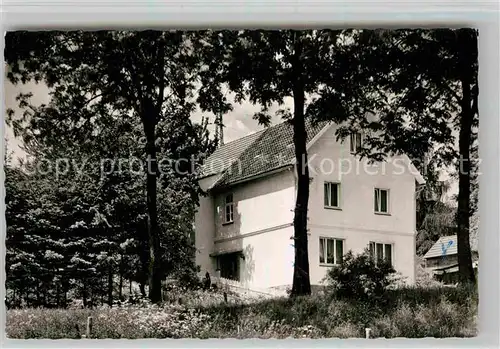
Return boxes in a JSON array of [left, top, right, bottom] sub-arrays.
[[370, 297, 474, 338], [4, 98, 211, 309], [324, 250, 396, 302], [208, 28, 478, 292], [6, 285, 477, 339], [416, 201, 457, 255], [5, 29, 480, 304], [210, 29, 364, 296], [322, 29, 479, 284], [415, 257, 447, 288], [5, 30, 221, 302]]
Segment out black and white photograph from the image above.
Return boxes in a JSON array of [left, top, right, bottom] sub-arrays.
[[4, 29, 479, 339]]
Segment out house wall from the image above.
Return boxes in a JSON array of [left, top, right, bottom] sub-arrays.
[[211, 225, 295, 289], [306, 124, 418, 284], [195, 123, 420, 289], [194, 175, 219, 278], [197, 169, 296, 289], [425, 255, 458, 269], [213, 170, 295, 241], [307, 225, 416, 284]]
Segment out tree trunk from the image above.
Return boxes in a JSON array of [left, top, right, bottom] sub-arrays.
[[62, 278, 68, 308], [119, 256, 124, 301], [56, 282, 60, 308], [290, 31, 312, 297], [142, 103, 163, 303], [139, 283, 146, 297], [22, 288, 27, 307], [82, 281, 88, 308], [100, 282, 104, 305], [42, 283, 48, 307], [138, 231, 149, 297], [456, 28, 476, 285], [107, 265, 113, 307], [36, 282, 41, 306], [25, 288, 31, 307]]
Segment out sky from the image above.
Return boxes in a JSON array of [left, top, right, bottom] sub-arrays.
[[5, 80, 51, 160], [4, 80, 288, 162]]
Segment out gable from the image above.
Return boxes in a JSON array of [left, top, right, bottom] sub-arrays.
[[424, 235, 458, 259], [305, 122, 425, 185], [424, 234, 479, 260]]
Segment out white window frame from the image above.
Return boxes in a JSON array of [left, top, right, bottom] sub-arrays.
[[374, 188, 390, 214], [324, 182, 341, 209], [350, 132, 362, 154], [319, 237, 344, 266], [223, 193, 234, 224], [369, 241, 394, 266]]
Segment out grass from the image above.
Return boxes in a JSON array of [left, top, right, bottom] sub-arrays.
[[6, 285, 478, 339]]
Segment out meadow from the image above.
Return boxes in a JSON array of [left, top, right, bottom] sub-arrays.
[[6, 284, 477, 339]]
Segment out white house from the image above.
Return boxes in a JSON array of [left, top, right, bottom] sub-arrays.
[[194, 120, 425, 291]]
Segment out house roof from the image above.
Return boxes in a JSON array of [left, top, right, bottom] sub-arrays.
[[199, 129, 266, 178], [423, 235, 478, 259], [208, 119, 329, 189], [199, 118, 426, 190]]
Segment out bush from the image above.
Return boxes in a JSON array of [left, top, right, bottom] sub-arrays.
[[370, 295, 478, 338], [324, 249, 396, 302], [415, 256, 447, 288]]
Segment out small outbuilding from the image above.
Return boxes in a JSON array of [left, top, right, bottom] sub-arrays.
[[423, 235, 478, 284]]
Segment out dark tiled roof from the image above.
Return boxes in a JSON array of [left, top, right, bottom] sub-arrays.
[[199, 129, 266, 178], [423, 234, 478, 259], [209, 119, 329, 188]]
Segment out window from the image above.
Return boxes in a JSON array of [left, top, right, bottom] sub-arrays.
[[324, 182, 341, 209], [374, 188, 389, 214], [369, 242, 393, 266], [224, 193, 234, 224], [319, 237, 344, 265], [350, 132, 362, 154], [216, 253, 240, 281]]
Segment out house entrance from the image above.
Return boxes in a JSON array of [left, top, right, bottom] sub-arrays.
[[216, 252, 240, 281]]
